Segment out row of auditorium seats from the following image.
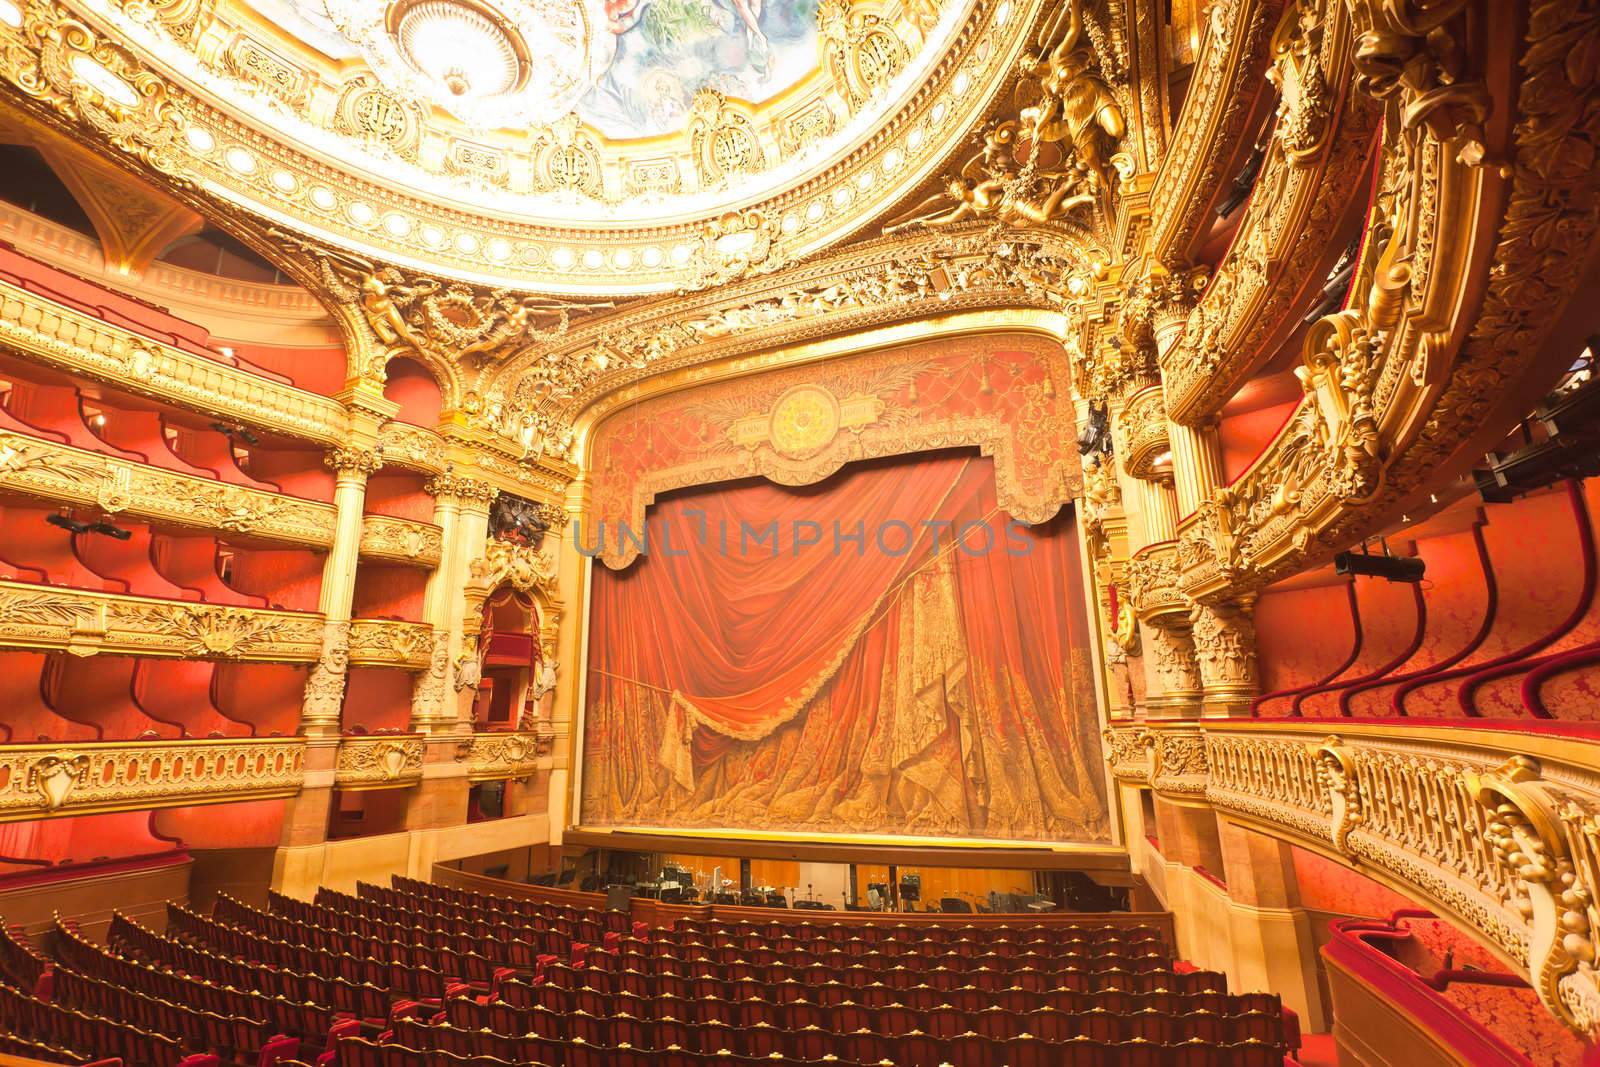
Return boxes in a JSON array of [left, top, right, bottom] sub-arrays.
[[0, 875, 1299, 1067]]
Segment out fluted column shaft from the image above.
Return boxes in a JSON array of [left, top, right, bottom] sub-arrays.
[[1170, 419, 1227, 517]]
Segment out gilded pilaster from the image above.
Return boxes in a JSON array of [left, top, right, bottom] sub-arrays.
[[548, 474, 589, 845], [411, 470, 499, 735], [1190, 596, 1258, 717]]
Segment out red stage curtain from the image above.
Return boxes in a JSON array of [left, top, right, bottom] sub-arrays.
[[582, 452, 1108, 843]]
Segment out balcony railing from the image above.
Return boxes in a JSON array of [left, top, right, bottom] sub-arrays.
[[0, 428, 337, 546], [0, 580, 324, 661], [1107, 718, 1600, 1037], [456, 729, 553, 782], [0, 738, 304, 820], [332, 734, 425, 790], [345, 620, 436, 669]]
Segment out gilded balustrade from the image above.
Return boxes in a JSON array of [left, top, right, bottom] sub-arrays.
[[0, 580, 324, 661], [1108, 718, 1600, 1036], [345, 619, 436, 670], [1161, 0, 1380, 424], [0, 429, 337, 545], [455, 729, 554, 783], [375, 422, 447, 475], [1146, 0, 1281, 262], [332, 735, 425, 790], [357, 515, 443, 568], [0, 737, 305, 819], [0, 281, 345, 444]]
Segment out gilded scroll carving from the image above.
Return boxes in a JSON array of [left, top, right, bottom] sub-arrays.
[[0, 739, 304, 820], [1113, 385, 1170, 480], [1160, 0, 1379, 423], [1101, 725, 1149, 782], [1147, 0, 1276, 260], [1186, 723, 1600, 1036]]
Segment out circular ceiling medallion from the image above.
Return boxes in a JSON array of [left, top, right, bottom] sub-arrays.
[[391, 0, 525, 99], [324, 0, 612, 128]]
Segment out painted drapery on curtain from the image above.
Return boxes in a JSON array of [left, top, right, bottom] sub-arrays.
[[580, 452, 1109, 843]]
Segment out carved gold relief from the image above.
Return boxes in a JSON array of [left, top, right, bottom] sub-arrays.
[[1185, 720, 1600, 1037], [820, 0, 909, 112], [332, 75, 425, 160], [456, 729, 552, 782], [687, 89, 765, 188], [334, 735, 424, 789], [358, 514, 443, 567], [346, 619, 435, 670]]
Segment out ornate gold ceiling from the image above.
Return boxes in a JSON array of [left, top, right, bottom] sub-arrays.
[[2, 0, 1034, 293]]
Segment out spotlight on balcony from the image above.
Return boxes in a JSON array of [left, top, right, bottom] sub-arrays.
[[1334, 545, 1426, 583]]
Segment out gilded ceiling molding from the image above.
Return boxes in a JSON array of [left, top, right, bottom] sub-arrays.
[[1109, 718, 1600, 1036], [583, 332, 1080, 569], [486, 230, 1089, 460], [0, 580, 324, 661], [1161, 0, 1380, 424], [1172, 0, 1599, 603], [0, 0, 1038, 295], [1145, 0, 1280, 263], [0, 275, 346, 443], [0, 737, 304, 821], [0, 429, 337, 546]]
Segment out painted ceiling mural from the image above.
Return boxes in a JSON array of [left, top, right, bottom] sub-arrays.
[[585, 0, 822, 139], [278, 0, 822, 140]]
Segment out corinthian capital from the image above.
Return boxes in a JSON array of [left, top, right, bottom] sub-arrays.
[[426, 471, 500, 507], [325, 446, 384, 477]]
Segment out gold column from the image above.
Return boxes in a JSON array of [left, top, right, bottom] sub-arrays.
[[1170, 419, 1227, 517], [1141, 621, 1204, 718], [404, 472, 497, 838], [408, 481, 463, 734], [547, 474, 590, 847], [300, 445, 382, 736], [1190, 597, 1259, 717], [1131, 476, 1181, 545], [410, 471, 499, 735]]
